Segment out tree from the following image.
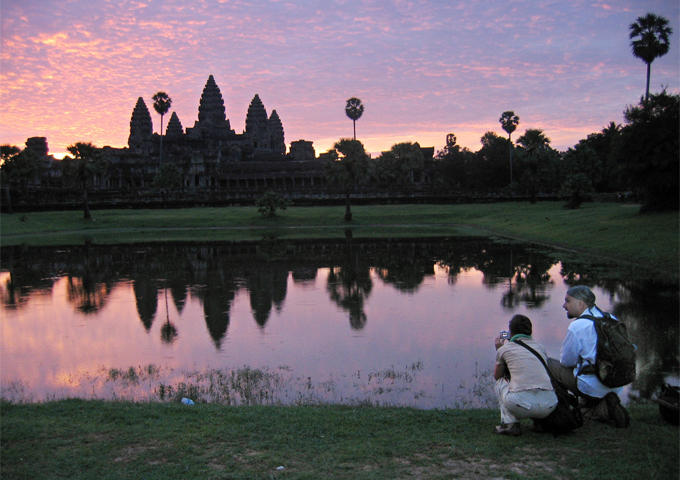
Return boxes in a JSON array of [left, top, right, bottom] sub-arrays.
[[434, 134, 475, 190], [499, 111, 520, 185], [63, 142, 106, 220], [152, 91, 172, 165], [559, 143, 597, 209], [581, 122, 621, 192], [345, 97, 364, 140], [516, 129, 554, 204], [374, 142, 424, 190], [474, 131, 512, 191], [0, 145, 45, 214], [324, 138, 371, 221], [560, 172, 594, 209], [613, 89, 679, 211], [0, 144, 21, 213], [152, 162, 183, 200], [629, 13, 673, 103], [256, 191, 292, 218]]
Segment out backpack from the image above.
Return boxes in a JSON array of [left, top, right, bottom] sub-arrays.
[[579, 311, 636, 388]]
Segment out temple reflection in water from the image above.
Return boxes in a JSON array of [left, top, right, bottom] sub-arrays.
[[1, 237, 677, 407]]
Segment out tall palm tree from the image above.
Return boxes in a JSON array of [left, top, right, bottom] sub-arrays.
[[65, 142, 106, 219], [499, 111, 519, 185], [324, 138, 371, 221], [516, 129, 551, 204], [152, 91, 172, 165], [345, 97, 364, 140], [629, 13, 673, 103]]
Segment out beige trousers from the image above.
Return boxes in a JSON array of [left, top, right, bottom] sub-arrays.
[[495, 378, 559, 424]]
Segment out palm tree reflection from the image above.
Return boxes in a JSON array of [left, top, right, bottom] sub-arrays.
[[160, 288, 178, 344], [326, 260, 372, 330]]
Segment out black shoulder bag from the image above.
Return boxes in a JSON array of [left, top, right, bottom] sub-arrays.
[[515, 340, 583, 435]]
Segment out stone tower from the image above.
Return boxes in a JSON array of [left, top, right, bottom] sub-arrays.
[[245, 94, 270, 150], [268, 110, 285, 155], [128, 97, 153, 149], [165, 111, 184, 138], [187, 75, 234, 138]]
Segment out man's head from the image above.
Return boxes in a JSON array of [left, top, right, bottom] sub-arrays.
[[563, 285, 596, 319], [509, 314, 532, 336]]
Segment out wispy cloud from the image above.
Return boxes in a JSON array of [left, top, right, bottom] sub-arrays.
[[1, 0, 677, 156]]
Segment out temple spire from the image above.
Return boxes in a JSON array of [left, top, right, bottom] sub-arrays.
[[245, 94, 270, 149], [128, 97, 153, 149], [166, 111, 184, 138], [268, 110, 285, 155]]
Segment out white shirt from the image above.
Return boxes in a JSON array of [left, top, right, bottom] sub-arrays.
[[560, 307, 624, 398]]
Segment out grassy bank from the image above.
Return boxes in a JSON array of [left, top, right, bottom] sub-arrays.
[[1, 400, 677, 480], [1, 202, 678, 274]]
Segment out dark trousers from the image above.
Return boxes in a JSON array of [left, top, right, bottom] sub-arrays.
[[547, 358, 600, 404]]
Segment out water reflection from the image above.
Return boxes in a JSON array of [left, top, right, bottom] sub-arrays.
[[1, 236, 677, 407]]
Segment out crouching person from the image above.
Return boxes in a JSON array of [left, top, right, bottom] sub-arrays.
[[548, 285, 630, 428], [493, 315, 558, 436]]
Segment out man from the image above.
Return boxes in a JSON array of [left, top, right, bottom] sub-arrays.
[[548, 285, 630, 428], [493, 315, 558, 436]]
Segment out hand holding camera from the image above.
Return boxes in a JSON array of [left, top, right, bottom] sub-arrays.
[[495, 331, 510, 350]]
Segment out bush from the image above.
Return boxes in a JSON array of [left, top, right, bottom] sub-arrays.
[[559, 172, 594, 209], [256, 191, 292, 218]]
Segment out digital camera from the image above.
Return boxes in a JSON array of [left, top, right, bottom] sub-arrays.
[[499, 331, 510, 340]]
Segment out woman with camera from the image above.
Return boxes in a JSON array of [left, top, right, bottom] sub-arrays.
[[493, 314, 558, 436]]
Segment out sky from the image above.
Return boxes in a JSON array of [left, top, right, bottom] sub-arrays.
[[1, 0, 678, 159]]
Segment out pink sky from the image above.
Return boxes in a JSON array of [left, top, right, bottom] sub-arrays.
[[1, 0, 678, 158]]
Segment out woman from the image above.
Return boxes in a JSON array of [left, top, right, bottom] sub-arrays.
[[493, 314, 558, 436]]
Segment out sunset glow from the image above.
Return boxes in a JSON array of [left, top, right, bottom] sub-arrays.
[[1, 0, 678, 158]]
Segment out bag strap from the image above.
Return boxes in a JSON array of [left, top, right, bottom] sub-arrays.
[[514, 339, 561, 389]]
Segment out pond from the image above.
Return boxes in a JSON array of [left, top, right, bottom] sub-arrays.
[[1, 236, 678, 408]]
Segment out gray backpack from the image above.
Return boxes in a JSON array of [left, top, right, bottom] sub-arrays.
[[579, 312, 636, 388]]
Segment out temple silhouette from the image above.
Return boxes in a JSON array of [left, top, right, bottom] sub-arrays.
[[114, 75, 322, 191], [129, 75, 293, 161], [9, 75, 439, 209]]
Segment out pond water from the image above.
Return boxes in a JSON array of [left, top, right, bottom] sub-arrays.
[[1, 237, 678, 408]]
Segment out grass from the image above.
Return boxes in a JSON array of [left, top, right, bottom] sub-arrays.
[[2, 203, 678, 478], [1, 400, 677, 479], [1, 202, 678, 274]]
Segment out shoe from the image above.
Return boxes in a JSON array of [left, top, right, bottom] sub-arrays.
[[604, 392, 630, 428], [532, 419, 545, 433], [493, 422, 521, 436]]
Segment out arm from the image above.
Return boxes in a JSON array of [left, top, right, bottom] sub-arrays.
[[560, 328, 582, 368], [493, 362, 507, 380], [494, 338, 508, 380]]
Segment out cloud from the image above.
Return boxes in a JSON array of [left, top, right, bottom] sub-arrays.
[[1, 0, 678, 156]]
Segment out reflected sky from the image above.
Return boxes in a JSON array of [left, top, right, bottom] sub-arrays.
[[1, 260, 647, 407]]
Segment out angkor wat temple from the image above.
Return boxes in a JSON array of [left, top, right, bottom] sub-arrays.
[[131, 75, 293, 161], [7, 75, 443, 211], [114, 74, 323, 191]]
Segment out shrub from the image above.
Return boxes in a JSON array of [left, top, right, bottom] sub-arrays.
[[256, 191, 292, 218]]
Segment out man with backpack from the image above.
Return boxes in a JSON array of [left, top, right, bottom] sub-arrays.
[[548, 285, 635, 428]]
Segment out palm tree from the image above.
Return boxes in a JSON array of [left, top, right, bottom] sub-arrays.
[[64, 142, 106, 219], [516, 129, 551, 204], [152, 91, 172, 165], [629, 13, 673, 103], [324, 138, 371, 221], [345, 97, 364, 140], [499, 111, 520, 185]]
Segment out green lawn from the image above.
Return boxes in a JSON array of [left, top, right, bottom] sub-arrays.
[[2, 202, 678, 274], [1, 400, 677, 480]]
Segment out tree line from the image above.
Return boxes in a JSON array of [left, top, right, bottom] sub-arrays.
[[323, 88, 678, 218], [1, 13, 676, 217]]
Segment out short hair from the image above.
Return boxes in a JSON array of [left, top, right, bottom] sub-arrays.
[[567, 285, 596, 308], [509, 314, 532, 336]]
